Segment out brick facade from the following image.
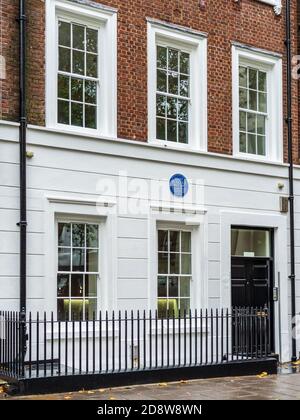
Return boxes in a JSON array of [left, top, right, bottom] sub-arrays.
[[0, 0, 299, 161]]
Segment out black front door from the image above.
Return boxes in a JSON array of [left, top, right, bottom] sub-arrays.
[[231, 257, 273, 310]]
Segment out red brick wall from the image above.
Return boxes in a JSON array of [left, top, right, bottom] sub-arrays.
[[0, 0, 299, 161]]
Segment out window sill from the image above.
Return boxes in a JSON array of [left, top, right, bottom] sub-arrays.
[[233, 152, 282, 165], [148, 138, 205, 153]]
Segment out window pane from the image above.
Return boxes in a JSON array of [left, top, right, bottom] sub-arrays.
[[73, 24, 85, 50], [59, 47, 71, 72], [180, 298, 190, 314], [247, 113, 256, 133], [170, 231, 180, 252], [168, 49, 178, 71], [249, 90, 257, 111], [71, 102, 83, 126], [257, 136, 266, 156], [178, 99, 188, 121], [157, 69, 167, 92], [180, 75, 189, 97], [86, 225, 98, 248], [257, 115, 265, 135], [72, 50, 84, 75], [181, 231, 191, 252], [167, 120, 177, 142], [178, 122, 188, 144], [86, 249, 98, 272], [249, 68, 257, 90], [168, 298, 179, 317], [167, 97, 177, 119], [258, 71, 267, 92], [58, 223, 71, 246], [239, 111, 246, 131], [86, 28, 98, 53], [85, 298, 97, 319], [58, 100, 69, 125], [85, 105, 96, 129], [231, 229, 271, 257], [72, 248, 85, 272], [58, 248, 71, 271], [157, 46, 167, 69], [239, 66, 247, 88], [168, 72, 179, 95], [70, 299, 84, 320], [180, 277, 190, 297], [158, 276, 167, 297], [239, 88, 247, 108], [156, 118, 166, 140], [169, 277, 178, 297], [57, 274, 69, 297], [58, 75, 69, 99], [156, 94, 166, 117], [85, 80, 97, 104], [86, 53, 97, 78], [158, 299, 168, 319], [71, 78, 83, 102], [248, 134, 256, 154], [158, 230, 168, 252], [181, 254, 191, 275], [158, 253, 168, 274], [72, 224, 85, 247], [85, 105, 97, 129], [58, 299, 69, 321], [239, 133, 246, 153], [71, 274, 84, 297], [180, 52, 189, 74], [85, 274, 97, 297], [170, 253, 180, 274], [259, 92, 267, 113], [59, 21, 71, 47]]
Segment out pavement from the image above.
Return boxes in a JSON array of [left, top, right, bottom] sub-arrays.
[[1, 366, 300, 400]]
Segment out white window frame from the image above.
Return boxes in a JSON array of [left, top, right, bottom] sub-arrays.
[[232, 45, 283, 163], [46, 0, 117, 138], [147, 21, 207, 151], [56, 220, 101, 320]]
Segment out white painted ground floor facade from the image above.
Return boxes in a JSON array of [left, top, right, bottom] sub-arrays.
[[0, 121, 299, 363]]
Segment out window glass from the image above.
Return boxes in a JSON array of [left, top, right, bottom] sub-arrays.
[[157, 229, 192, 318], [156, 46, 190, 144], [239, 65, 267, 156], [57, 20, 98, 129], [57, 222, 99, 320], [231, 228, 271, 257]]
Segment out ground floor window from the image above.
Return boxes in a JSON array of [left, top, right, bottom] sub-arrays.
[[157, 229, 192, 318], [57, 222, 99, 320]]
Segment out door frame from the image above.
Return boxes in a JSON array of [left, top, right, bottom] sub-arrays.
[[220, 211, 289, 362], [231, 226, 275, 353]]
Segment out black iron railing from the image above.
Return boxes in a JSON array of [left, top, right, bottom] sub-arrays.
[[0, 308, 272, 380]]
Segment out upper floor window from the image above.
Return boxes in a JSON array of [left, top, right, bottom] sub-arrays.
[[232, 45, 283, 162], [46, 0, 117, 137], [148, 21, 207, 151], [239, 65, 267, 156], [156, 46, 190, 144], [58, 21, 99, 129]]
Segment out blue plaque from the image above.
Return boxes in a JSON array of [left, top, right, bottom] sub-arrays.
[[169, 174, 189, 197]]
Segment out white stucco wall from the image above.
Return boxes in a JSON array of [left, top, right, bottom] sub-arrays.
[[0, 120, 299, 361]]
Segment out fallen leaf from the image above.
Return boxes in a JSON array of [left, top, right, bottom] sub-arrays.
[[257, 372, 268, 378], [87, 391, 95, 394], [109, 397, 116, 400], [64, 396, 72, 400], [180, 380, 188, 384], [99, 389, 106, 393], [292, 360, 300, 365], [159, 383, 168, 387]]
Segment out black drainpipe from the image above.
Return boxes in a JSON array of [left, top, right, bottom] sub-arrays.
[[18, 0, 27, 368], [285, 0, 297, 362]]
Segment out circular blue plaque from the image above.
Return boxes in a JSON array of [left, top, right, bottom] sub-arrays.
[[169, 174, 189, 197]]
